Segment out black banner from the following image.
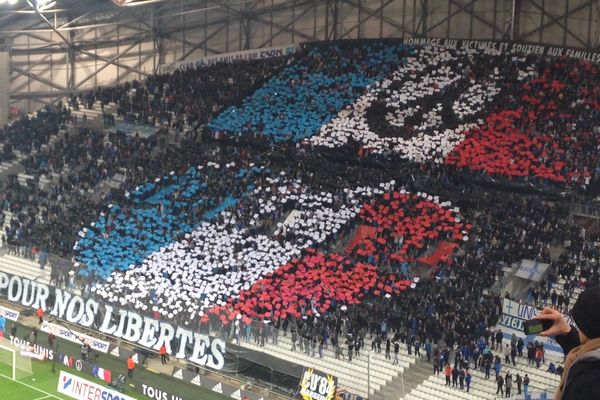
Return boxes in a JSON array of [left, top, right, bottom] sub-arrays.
[[169, 367, 265, 400], [298, 368, 338, 400]]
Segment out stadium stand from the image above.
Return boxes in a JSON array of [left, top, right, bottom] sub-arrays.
[[209, 42, 413, 141], [1, 39, 600, 400]]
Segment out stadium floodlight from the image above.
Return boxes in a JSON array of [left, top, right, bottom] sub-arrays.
[[0, 0, 20, 5]]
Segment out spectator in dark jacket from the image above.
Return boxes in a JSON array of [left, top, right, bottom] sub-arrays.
[[537, 286, 600, 400]]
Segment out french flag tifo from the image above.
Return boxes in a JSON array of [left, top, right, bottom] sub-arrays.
[[310, 45, 597, 187], [92, 366, 112, 383], [93, 181, 470, 323]]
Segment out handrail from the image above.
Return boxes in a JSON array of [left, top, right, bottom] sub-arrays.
[[568, 202, 600, 217]]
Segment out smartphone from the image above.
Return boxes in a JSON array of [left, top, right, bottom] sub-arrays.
[[523, 318, 554, 336]]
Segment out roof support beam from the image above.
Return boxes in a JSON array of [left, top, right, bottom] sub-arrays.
[[519, 0, 592, 48]]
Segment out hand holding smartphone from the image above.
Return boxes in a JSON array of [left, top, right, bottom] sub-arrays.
[[523, 307, 571, 337], [523, 318, 554, 336]]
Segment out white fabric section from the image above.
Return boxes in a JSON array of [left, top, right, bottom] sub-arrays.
[[310, 46, 502, 162], [93, 174, 393, 318]]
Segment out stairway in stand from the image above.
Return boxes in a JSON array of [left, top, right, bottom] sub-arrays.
[[0, 252, 51, 284], [237, 333, 419, 398], [373, 356, 433, 400]]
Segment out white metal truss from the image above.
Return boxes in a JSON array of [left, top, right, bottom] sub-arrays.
[[0, 0, 599, 112]]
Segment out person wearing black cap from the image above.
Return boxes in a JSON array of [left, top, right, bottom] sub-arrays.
[[536, 286, 600, 400]]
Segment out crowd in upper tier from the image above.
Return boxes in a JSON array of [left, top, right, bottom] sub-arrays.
[[72, 56, 291, 134], [0, 42, 598, 385], [210, 43, 599, 190], [0, 56, 292, 257]]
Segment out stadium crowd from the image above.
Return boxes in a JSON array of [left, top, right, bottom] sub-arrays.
[[71, 56, 291, 134], [0, 56, 294, 258], [0, 104, 70, 161], [0, 40, 598, 400]]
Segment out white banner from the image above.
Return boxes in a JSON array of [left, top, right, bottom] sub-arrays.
[[515, 259, 549, 282], [500, 299, 575, 355], [0, 304, 19, 321], [41, 321, 110, 354], [57, 370, 136, 400], [502, 299, 575, 326], [159, 44, 298, 74], [402, 37, 600, 63]]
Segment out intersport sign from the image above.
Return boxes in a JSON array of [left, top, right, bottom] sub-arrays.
[[57, 370, 136, 400], [0, 304, 19, 321], [41, 321, 110, 353]]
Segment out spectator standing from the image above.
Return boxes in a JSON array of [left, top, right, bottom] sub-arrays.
[[510, 345, 517, 366], [48, 332, 55, 349], [127, 356, 135, 378], [291, 329, 297, 351], [484, 356, 491, 379], [80, 341, 90, 362], [347, 339, 353, 362], [527, 341, 535, 365], [451, 365, 459, 387], [385, 338, 391, 360], [444, 363, 452, 386], [496, 374, 504, 396], [535, 345, 544, 368], [393, 342, 399, 365], [495, 329, 503, 350], [414, 337, 421, 357], [494, 356, 502, 379], [433, 346, 440, 374], [515, 372, 522, 395], [517, 337, 524, 357], [29, 327, 37, 345], [505, 372, 512, 397], [425, 338, 432, 362], [465, 369, 472, 392], [159, 344, 168, 365]]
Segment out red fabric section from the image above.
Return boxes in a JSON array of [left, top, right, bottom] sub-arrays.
[[352, 192, 467, 264], [208, 191, 471, 323], [344, 225, 377, 253], [417, 240, 458, 267], [445, 66, 597, 185], [445, 110, 567, 181]]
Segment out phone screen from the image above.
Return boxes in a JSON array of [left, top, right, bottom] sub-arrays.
[[524, 320, 544, 335]]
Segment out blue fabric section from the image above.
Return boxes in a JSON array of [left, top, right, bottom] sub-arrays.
[[75, 167, 257, 279], [203, 196, 237, 220], [209, 43, 413, 141]]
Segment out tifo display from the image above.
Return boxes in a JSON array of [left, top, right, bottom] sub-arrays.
[[0, 37, 598, 400]]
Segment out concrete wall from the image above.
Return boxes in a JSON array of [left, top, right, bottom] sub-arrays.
[[0, 52, 9, 126]]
